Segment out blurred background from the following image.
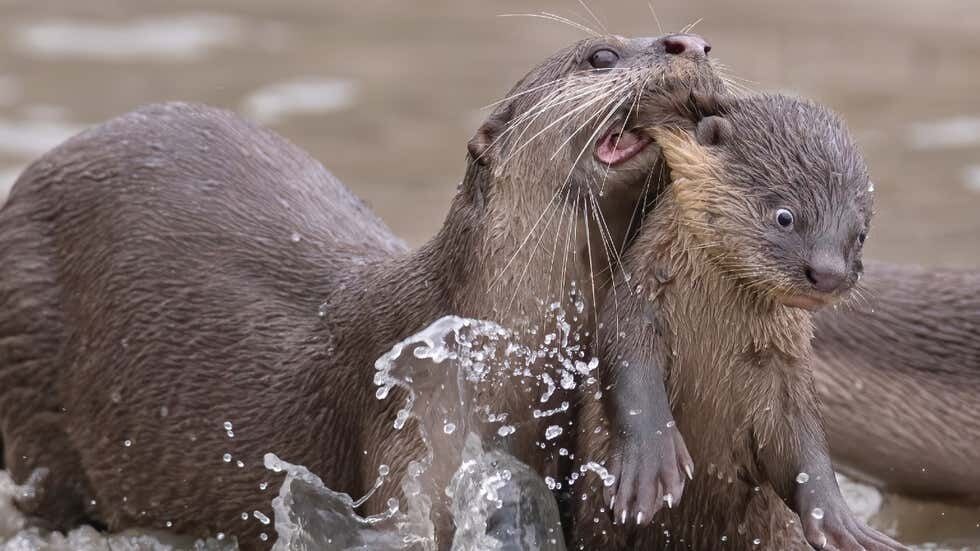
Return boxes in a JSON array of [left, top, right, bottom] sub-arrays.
[[0, 0, 976, 547]]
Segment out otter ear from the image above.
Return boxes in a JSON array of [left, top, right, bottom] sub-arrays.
[[695, 116, 732, 147], [468, 103, 514, 165]]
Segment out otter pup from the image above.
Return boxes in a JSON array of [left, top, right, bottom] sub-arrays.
[[0, 34, 722, 548], [577, 93, 907, 550]]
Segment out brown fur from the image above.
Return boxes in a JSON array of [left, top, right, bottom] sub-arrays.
[[0, 35, 723, 549], [573, 95, 905, 550], [813, 261, 980, 503]]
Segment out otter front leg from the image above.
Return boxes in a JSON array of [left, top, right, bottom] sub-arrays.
[[764, 409, 908, 550], [600, 298, 692, 527]]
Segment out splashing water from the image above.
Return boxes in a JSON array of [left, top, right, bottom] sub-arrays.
[[2, 315, 960, 550], [265, 315, 572, 550]]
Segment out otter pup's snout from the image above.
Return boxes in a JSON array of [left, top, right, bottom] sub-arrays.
[[804, 250, 849, 293]]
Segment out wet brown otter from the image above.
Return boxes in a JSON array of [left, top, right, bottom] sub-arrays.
[[813, 261, 980, 504], [0, 34, 723, 548], [575, 93, 907, 550]]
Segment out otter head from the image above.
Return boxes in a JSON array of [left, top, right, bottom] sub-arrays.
[[657, 93, 873, 311], [459, 33, 726, 320]]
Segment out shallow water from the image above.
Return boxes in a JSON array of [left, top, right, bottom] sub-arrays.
[[0, 0, 978, 548], [3, 316, 978, 550]]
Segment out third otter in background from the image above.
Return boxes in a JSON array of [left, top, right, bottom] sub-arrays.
[[813, 262, 980, 504]]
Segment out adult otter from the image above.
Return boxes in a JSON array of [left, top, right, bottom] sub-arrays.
[[813, 261, 980, 504], [574, 93, 906, 550], [0, 34, 722, 548]]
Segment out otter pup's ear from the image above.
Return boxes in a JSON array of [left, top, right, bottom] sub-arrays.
[[468, 103, 514, 165], [695, 116, 732, 147]]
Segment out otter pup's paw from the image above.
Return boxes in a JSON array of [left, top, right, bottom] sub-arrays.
[[604, 424, 692, 526], [800, 507, 909, 551]]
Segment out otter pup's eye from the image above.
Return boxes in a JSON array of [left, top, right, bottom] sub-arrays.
[[589, 49, 620, 69], [775, 208, 794, 228], [858, 232, 867, 244]]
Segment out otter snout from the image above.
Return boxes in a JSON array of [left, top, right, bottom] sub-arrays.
[[804, 252, 849, 294], [661, 34, 711, 59]]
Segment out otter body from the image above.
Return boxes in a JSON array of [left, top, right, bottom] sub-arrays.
[[813, 261, 980, 503], [0, 102, 426, 544], [0, 34, 723, 548], [576, 94, 905, 550]]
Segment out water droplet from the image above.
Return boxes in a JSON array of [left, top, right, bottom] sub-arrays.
[[290, 232, 301, 242], [217, 533, 225, 541], [254, 510, 271, 525], [628, 409, 642, 416], [223, 421, 233, 431], [165, 521, 172, 528], [223, 453, 232, 463], [811, 508, 824, 520], [110, 390, 122, 403], [796, 472, 810, 484], [752, 538, 761, 545], [443, 422, 456, 434], [259, 482, 268, 490], [545, 425, 562, 440], [378, 464, 389, 476], [123, 439, 132, 447], [497, 425, 515, 437], [241, 512, 248, 520], [545, 476, 557, 490], [317, 302, 329, 318], [236, 460, 244, 468], [260, 533, 268, 541]]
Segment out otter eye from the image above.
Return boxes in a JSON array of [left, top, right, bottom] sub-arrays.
[[858, 232, 867, 244], [589, 49, 620, 69], [775, 208, 794, 228]]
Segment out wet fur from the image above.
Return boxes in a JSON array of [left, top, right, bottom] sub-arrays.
[[0, 35, 724, 549], [813, 261, 980, 503], [573, 95, 890, 550]]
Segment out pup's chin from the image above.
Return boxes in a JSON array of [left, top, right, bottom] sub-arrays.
[[777, 293, 834, 311]]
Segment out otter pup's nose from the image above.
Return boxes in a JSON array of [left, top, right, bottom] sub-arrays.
[[661, 34, 711, 58], [805, 261, 847, 294]]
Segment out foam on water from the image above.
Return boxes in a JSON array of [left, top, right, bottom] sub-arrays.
[[907, 116, 980, 150], [13, 14, 243, 61], [0, 119, 84, 159], [241, 78, 357, 125]]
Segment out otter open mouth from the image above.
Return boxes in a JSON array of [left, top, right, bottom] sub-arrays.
[[595, 124, 653, 166]]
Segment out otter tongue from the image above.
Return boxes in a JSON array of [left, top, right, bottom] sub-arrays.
[[596, 128, 651, 166]]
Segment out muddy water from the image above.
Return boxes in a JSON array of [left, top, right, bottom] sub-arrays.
[[0, 0, 977, 549]]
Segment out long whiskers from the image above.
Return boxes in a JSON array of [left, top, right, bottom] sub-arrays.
[[497, 12, 600, 36]]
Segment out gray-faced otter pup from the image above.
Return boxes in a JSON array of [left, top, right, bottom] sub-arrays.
[[0, 34, 723, 548], [575, 92, 907, 550]]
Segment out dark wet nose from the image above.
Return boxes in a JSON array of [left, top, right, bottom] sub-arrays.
[[804, 261, 848, 294], [662, 34, 711, 58]]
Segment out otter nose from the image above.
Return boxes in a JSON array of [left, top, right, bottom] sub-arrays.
[[662, 34, 711, 58], [804, 261, 848, 294]]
